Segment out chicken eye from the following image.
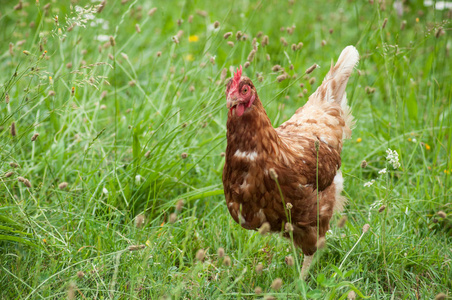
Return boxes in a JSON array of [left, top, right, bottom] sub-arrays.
[[242, 87, 248, 94]]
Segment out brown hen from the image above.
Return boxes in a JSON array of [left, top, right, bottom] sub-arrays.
[[222, 46, 359, 278]]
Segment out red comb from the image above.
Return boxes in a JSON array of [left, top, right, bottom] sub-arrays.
[[232, 65, 242, 87]]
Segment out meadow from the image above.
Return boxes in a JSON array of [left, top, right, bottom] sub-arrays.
[[1, 0, 451, 299]]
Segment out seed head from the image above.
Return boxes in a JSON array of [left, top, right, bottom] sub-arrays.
[[128, 245, 146, 251], [77, 271, 85, 279], [217, 247, 225, 258], [286, 203, 293, 210], [97, 0, 106, 13], [337, 215, 347, 228], [176, 199, 184, 212], [435, 293, 447, 300], [266, 54, 270, 61], [277, 74, 288, 82], [196, 9, 207, 17], [227, 41, 234, 47], [382, 18, 388, 29], [297, 42, 304, 50], [264, 296, 276, 300], [400, 20, 407, 30], [68, 282, 76, 300], [272, 65, 282, 72], [223, 255, 231, 266], [144, 150, 151, 158], [188, 15, 193, 23], [220, 68, 228, 81], [269, 168, 278, 180], [262, 35, 269, 47], [135, 214, 145, 228], [360, 160, 368, 168], [23, 179, 32, 188], [236, 31, 242, 40], [285, 255, 294, 266], [148, 8, 157, 16], [347, 290, 356, 300], [285, 222, 293, 232], [5, 93, 10, 103], [169, 213, 177, 223], [11, 122, 16, 137], [109, 36, 116, 46], [181, 152, 188, 159], [247, 49, 256, 62], [309, 77, 316, 85], [362, 224, 370, 233], [135, 24, 141, 33], [244, 61, 250, 68], [10, 162, 19, 168], [14, 1, 23, 10], [321, 40, 327, 47], [223, 32, 232, 39], [435, 28, 445, 38], [314, 140, 320, 151], [4, 171, 14, 178], [271, 278, 282, 290], [316, 236, 326, 249], [437, 211, 447, 218], [254, 287, 262, 294], [378, 205, 386, 213], [255, 262, 264, 274], [213, 21, 220, 28], [196, 249, 205, 261], [280, 37, 288, 46], [259, 222, 270, 235], [306, 64, 318, 74], [58, 182, 68, 190], [291, 44, 297, 51]]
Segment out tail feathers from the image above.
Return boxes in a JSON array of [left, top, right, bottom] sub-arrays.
[[315, 45, 359, 105], [312, 46, 359, 139]]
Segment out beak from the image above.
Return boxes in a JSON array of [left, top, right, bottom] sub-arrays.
[[227, 95, 239, 109]]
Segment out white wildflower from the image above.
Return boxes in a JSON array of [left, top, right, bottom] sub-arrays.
[[378, 168, 387, 175], [135, 175, 142, 183], [386, 148, 400, 169], [102, 187, 108, 194], [364, 180, 375, 187], [97, 34, 110, 42]]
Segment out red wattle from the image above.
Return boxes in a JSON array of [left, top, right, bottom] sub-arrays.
[[236, 103, 245, 116]]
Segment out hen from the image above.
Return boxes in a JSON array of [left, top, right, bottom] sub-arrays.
[[222, 46, 359, 278]]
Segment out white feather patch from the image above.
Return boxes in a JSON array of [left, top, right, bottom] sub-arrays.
[[234, 150, 258, 161]]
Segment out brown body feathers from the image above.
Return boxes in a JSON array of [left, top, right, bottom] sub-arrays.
[[223, 46, 359, 256]]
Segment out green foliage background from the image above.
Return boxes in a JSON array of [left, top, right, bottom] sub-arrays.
[[0, 0, 451, 298]]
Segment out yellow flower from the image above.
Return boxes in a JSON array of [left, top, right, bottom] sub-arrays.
[[356, 137, 362, 143], [145, 240, 151, 247], [416, 18, 419, 23], [188, 35, 199, 42], [184, 54, 194, 61], [43, 238, 47, 243], [408, 138, 412, 142], [425, 143, 431, 150]]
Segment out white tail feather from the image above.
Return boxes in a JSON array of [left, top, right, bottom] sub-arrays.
[[321, 45, 359, 105]]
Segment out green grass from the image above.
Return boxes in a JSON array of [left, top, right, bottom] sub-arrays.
[[1, 0, 451, 298]]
